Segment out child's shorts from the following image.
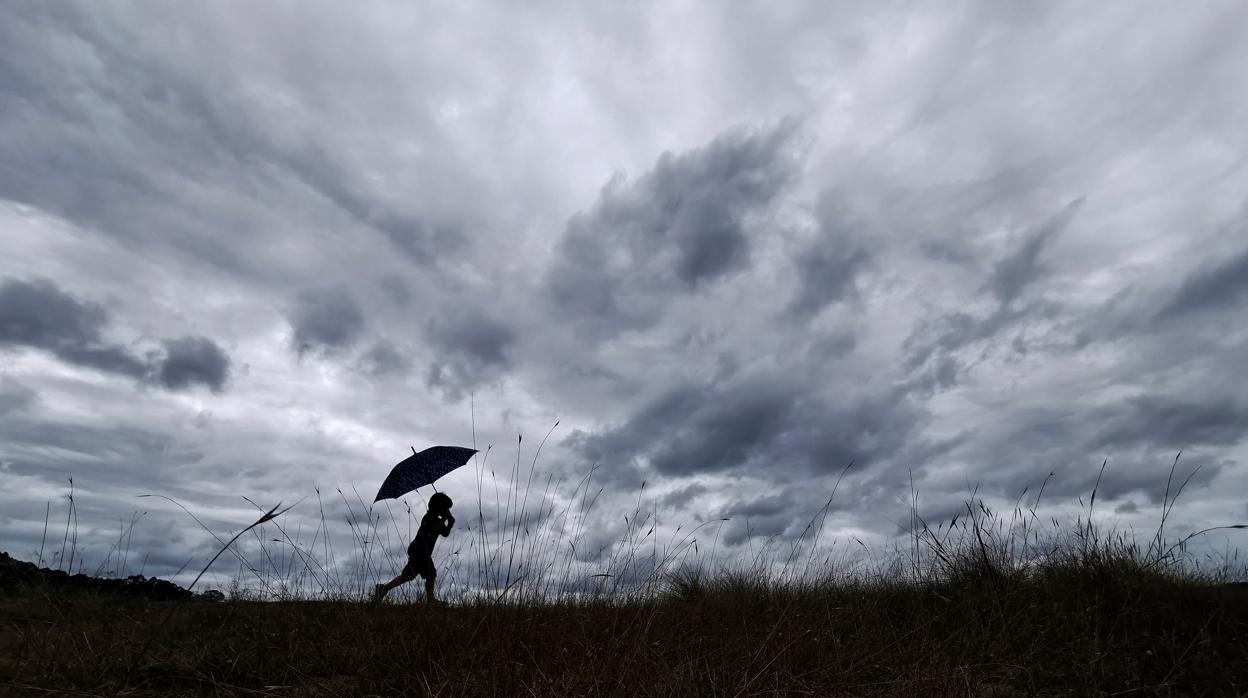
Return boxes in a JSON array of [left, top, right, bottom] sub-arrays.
[[404, 547, 437, 580]]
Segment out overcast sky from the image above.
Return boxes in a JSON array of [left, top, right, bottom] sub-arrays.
[[3, 1, 1248, 583]]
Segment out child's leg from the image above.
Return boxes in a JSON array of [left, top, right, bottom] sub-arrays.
[[418, 558, 439, 603], [383, 571, 414, 592], [375, 571, 414, 600]]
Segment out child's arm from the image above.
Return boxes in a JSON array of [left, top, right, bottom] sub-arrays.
[[440, 512, 455, 537]]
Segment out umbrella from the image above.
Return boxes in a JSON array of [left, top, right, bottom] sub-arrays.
[[374, 445, 478, 502]]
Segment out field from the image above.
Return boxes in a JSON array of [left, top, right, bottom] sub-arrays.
[[3, 459, 1247, 696], [3, 558, 1247, 696]]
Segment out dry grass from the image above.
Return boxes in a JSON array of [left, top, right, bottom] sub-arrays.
[[3, 558, 1247, 696], [3, 454, 1247, 695]]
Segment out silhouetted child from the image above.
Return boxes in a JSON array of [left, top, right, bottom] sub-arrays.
[[373, 492, 455, 603]]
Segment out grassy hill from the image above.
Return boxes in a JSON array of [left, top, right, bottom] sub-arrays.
[[5, 460, 1247, 695], [3, 553, 1247, 696]]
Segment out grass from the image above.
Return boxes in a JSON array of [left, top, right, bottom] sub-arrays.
[[2, 451, 1247, 696], [3, 552, 1246, 695]]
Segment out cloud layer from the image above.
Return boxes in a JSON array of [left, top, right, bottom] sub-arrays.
[[0, 278, 230, 392], [2, 1, 1248, 581]]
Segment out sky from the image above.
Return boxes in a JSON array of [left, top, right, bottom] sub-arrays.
[[2, 1, 1248, 584]]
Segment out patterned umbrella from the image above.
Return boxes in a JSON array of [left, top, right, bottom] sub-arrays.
[[373, 445, 478, 502]]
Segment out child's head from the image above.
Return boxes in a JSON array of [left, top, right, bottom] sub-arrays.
[[429, 492, 453, 512]]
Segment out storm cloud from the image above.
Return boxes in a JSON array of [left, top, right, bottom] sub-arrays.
[[156, 336, 231, 392], [1157, 243, 1248, 321], [2, 2, 1248, 582], [0, 377, 35, 416], [425, 306, 516, 397], [787, 197, 875, 317], [0, 277, 149, 379], [0, 277, 230, 391], [287, 287, 367, 356], [568, 372, 924, 486], [984, 197, 1085, 306], [545, 122, 799, 337], [1094, 396, 1248, 452]]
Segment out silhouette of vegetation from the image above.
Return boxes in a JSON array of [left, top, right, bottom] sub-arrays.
[[1, 452, 1245, 696]]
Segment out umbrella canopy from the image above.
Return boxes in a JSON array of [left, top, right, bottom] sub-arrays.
[[374, 445, 478, 502]]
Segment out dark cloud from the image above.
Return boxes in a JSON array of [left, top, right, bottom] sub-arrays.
[[904, 353, 961, 396], [361, 340, 409, 377], [788, 198, 872, 316], [370, 214, 463, 266], [0, 5, 474, 281], [2, 2, 1247, 572], [0, 278, 232, 392], [288, 156, 465, 265], [545, 122, 799, 336], [377, 276, 413, 307], [984, 197, 1085, 306], [659, 482, 710, 509], [941, 393, 1237, 507], [1082, 457, 1223, 506], [919, 238, 977, 265], [567, 374, 921, 485], [1156, 245, 1248, 321], [424, 306, 516, 397], [287, 287, 367, 355], [900, 199, 1084, 394], [1093, 396, 1248, 452], [0, 8, 258, 274], [0, 415, 206, 490], [722, 492, 790, 519], [789, 244, 871, 317], [0, 278, 108, 348], [426, 307, 514, 368], [722, 515, 791, 547], [156, 336, 230, 392], [801, 332, 858, 365], [1060, 203, 1248, 352], [0, 277, 148, 379], [715, 485, 839, 546], [0, 378, 36, 417], [1115, 500, 1139, 514], [901, 304, 1037, 394]]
